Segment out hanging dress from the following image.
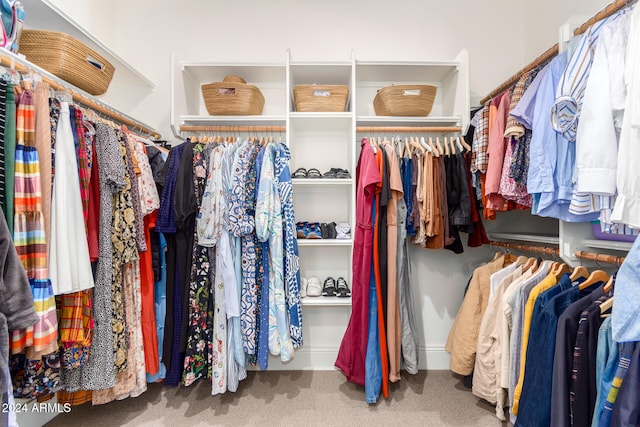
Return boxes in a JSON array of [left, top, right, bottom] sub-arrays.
[[48, 102, 94, 296], [335, 139, 380, 387], [78, 124, 126, 391], [183, 143, 214, 386], [256, 143, 293, 362], [275, 142, 302, 348]]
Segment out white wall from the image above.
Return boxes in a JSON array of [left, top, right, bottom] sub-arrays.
[[523, 0, 611, 59], [44, 0, 118, 48]]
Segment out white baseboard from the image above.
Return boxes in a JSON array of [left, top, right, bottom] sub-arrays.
[[261, 346, 450, 371]]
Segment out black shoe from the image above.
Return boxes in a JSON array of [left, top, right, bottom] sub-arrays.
[[336, 277, 351, 297], [322, 277, 337, 296]]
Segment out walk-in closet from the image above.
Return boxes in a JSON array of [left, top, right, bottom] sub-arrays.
[[0, 0, 637, 426]]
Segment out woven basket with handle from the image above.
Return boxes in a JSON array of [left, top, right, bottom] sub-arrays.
[[293, 85, 349, 112], [373, 84, 437, 116], [18, 30, 115, 96], [202, 75, 265, 115]]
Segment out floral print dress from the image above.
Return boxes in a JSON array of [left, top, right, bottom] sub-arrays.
[[182, 143, 214, 386]]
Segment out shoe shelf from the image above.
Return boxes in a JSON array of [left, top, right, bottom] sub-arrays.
[[302, 296, 352, 307], [581, 239, 634, 252], [297, 239, 354, 247], [292, 178, 353, 186]]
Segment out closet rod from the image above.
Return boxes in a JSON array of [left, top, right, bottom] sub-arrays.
[[489, 240, 560, 257], [479, 0, 635, 105], [0, 51, 160, 139], [180, 125, 286, 133], [356, 126, 462, 133], [574, 251, 625, 267]]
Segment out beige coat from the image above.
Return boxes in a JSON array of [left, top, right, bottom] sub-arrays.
[[446, 255, 507, 376]]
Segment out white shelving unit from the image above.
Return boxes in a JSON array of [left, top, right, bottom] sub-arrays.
[[170, 49, 471, 370]]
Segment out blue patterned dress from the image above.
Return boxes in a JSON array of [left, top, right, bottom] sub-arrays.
[[256, 143, 293, 362], [275, 143, 302, 348]]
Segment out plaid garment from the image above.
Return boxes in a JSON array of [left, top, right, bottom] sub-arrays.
[[73, 109, 91, 225], [56, 290, 93, 346], [471, 104, 490, 174], [56, 390, 92, 406]]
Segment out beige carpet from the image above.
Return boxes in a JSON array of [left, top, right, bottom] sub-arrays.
[[45, 371, 509, 426]]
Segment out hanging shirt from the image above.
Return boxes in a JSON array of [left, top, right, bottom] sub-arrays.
[[612, 4, 640, 228]]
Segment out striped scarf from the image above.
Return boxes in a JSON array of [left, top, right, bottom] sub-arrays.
[[10, 90, 58, 354]]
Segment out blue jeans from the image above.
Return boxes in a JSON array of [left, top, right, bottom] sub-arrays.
[[365, 201, 381, 404]]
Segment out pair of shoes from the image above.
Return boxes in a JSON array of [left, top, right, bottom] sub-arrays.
[[320, 222, 337, 239], [335, 222, 351, 239], [292, 167, 322, 178], [322, 277, 351, 297], [306, 276, 323, 297], [296, 221, 323, 239], [300, 277, 308, 298], [322, 168, 351, 179]]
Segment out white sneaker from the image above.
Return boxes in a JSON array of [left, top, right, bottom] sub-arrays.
[[300, 277, 308, 298], [306, 276, 322, 297]]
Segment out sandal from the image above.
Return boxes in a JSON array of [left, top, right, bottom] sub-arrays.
[[306, 168, 322, 178], [307, 222, 323, 239], [336, 277, 351, 297], [322, 169, 337, 178], [322, 277, 337, 297], [306, 276, 322, 297], [292, 167, 308, 178], [336, 168, 351, 179]]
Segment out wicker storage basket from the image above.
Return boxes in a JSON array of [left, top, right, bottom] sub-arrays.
[[373, 85, 437, 116], [293, 85, 349, 112], [18, 30, 115, 96], [202, 75, 264, 115]]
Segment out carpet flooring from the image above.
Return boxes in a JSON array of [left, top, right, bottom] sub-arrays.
[[45, 370, 510, 426]]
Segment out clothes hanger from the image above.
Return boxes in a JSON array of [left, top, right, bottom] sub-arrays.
[[411, 136, 425, 154], [455, 136, 464, 153], [603, 274, 614, 293], [367, 137, 377, 153], [578, 270, 609, 291], [552, 263, 571, 280], [443, 136, 451, 156], [503, 252, 517, 266], [449, 136, 457, 155], [426, 137, 439, 157], [522, 257, 538, 273], [570, 265, 589, 281], [460, 135, 472, 152], [435, 136, 444, 155], [599, 296, 613, 316]]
